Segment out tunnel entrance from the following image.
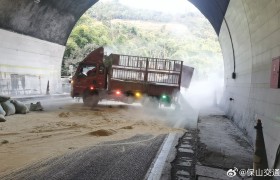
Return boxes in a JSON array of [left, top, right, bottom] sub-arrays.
[[61, 0, 224, 108], [0, 0, 225, 104], [2, 0, 280, 176]]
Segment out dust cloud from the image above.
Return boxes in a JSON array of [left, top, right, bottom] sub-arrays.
[[138, 92, 198, 129], [181, 77, 224, 111]]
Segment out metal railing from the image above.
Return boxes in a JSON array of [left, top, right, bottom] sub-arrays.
[[112, 68, 145, 81], [115, 54, 182, 72], [111, 54, 182, 85], [0, 75, 42, 96], [147, 72, 179, 85]]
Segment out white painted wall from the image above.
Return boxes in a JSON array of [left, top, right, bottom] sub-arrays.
[[0, 29, 65, 95], [220, 0, 280, 168]]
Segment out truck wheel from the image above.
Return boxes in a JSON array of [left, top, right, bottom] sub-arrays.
[[83, 94, 99, 107]]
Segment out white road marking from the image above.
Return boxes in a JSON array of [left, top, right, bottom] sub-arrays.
[[146, 120, 183, 180]]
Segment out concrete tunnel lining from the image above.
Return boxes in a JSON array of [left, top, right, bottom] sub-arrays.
[[0, 0, 280, 170], [0, 0, 229, 45], [0, 0, 98, 45]]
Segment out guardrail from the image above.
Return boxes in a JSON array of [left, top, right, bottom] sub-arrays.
[[0, 76, 42, 96], [0, 76, 72, 96]]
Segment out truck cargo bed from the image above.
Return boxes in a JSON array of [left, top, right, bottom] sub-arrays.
[[108, 54, 186, 96]]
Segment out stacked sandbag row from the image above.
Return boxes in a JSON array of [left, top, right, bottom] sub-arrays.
[[0, 95, 29, 122]]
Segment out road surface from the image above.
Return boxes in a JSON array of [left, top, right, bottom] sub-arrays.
[[2, 134, 166, 180], [0, 96, 187, 179]]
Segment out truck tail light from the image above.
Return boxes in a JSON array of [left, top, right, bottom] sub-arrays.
[[135, 92, 141, 98], [90, 86, 94, 90], [116, 90, 121, 95]]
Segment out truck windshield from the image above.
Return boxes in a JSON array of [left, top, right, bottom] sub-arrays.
[[79, 65, 97, 77]]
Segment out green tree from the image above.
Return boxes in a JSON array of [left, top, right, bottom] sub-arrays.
[[61, 0, 223, 80]]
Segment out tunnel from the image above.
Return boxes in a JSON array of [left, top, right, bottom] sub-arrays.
[[0, 0, 280, 170]]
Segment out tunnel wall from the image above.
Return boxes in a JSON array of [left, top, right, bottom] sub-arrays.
[[0, 29, 65, 95], [219, 0, 280, 168], [0, 0, 98, 96]]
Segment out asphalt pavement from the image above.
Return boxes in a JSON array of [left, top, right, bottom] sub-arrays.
[[2, 134, 166, 180]]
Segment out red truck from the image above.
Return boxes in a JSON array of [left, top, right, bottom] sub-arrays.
[[70, 47, 194, 107]]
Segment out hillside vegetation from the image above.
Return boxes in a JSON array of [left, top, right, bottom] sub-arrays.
[[62, 0, 223, 80]]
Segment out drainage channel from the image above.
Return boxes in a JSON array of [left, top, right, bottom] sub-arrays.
[[171, 129, 198, 180], [146, 116, 198, 180]]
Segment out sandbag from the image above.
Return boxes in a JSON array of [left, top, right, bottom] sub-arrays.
[[0, 114, 6, 122], [1, 100, 16, 116], [11, 100, 29, 114], [0, 104, 6, 116], [0, 95, 10, 103]]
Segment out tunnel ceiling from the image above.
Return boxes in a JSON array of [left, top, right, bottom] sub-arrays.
[[0, 0, 98, 45], [189, 0, 230, 35], [0, 0, 229, 46]]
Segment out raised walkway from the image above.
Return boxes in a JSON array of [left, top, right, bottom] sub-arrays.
[[196, 107, 253, 180]]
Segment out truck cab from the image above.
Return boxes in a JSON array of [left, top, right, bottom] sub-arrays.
[[71, 47, 107, 105]]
